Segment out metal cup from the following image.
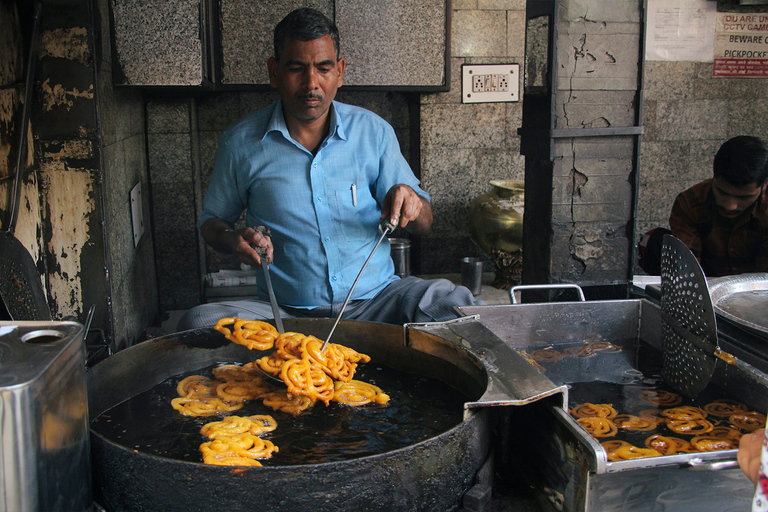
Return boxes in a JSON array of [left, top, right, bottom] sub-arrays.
[[461, 257, 483, 296], [389, 238, 411, 278]]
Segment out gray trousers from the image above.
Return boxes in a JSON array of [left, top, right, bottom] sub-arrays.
[[176, 277, 484, 331]]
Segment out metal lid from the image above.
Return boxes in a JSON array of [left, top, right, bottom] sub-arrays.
[[660, 235, 718, 397], [0, 321, 84, 387], [709, 273, 768, 338]]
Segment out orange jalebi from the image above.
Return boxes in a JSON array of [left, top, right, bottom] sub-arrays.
[[333, 380, 390, 405], [199, 433, 278, 466], [563, 345, 595, 358], [729, 411, 767, 432], [255, 331, 375, 405], [638, 409, 667, 424], [280, 357, 335, 405], [613, 414, 657, 432], [171, 396, 244, 416], [666, 419, 714, 435], [198, 414, 279, 467], [690, 435, 739, 451], [261, 390, 316, 416], [570, 403, 618, 420], [702, 399, 748, 418], [587, 341, 621, 353], [577, 417, 617, 438], [216, 379, 271, 403], [177, 375, 218, 398], [710, 426, 743, 441], [530, 349, 563, 363], [214, 318, 279, 351], [171, 375, 245, 416], [644, 434, 693, 455], [661, 406, 707, 421], [200, 415, 277, 439], [609, 444, 661, 461], [639, 389, 682, 407], [601, 440, 631, 453]]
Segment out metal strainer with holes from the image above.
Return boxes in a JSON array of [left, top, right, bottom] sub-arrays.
[[660, 234, 718, 397]]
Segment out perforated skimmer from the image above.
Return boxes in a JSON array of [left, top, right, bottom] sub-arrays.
[[660, 234, 718, 397]]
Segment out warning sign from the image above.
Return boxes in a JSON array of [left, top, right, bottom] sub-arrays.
[[714, 12, 768, 77]]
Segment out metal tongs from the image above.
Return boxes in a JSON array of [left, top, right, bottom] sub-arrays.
[[321, 215, 399, 351], [253, 226, 284, 334]]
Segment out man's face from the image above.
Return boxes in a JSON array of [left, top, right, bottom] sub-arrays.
[[712, 177, 765, 219], [267, 35, 345, 125]]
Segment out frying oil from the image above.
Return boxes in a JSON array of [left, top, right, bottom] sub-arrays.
[[91, 363, 467, 466]]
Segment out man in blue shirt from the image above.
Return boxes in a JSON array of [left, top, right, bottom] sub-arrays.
[[178, 8, 481, 330]]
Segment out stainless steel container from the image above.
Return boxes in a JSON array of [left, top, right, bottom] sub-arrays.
[[0, 321, 91, 512], [389, 237, 410, 277], [458, 299, 766, 512]]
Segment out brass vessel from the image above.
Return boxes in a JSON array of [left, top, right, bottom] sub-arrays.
[[469, 180, 524, 290]]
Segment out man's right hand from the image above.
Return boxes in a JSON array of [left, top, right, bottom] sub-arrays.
[[201, 219, 274, 267]]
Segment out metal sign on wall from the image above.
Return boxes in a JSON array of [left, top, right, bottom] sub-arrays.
[[714, 12, 768, 77]]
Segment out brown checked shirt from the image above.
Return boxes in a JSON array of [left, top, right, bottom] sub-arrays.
[[669, 178, 768, 277]]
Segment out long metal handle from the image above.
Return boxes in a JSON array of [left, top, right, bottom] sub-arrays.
[[322, 223, 394, 351], [9, 2, 42, 234], [684, 457, 740, 471], [261, 258, 284, 333]]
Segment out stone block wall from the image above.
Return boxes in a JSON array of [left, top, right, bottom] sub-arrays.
[[419, 0, 526, 274], [521, 0, 643, 290], [94, 0, 159, 348]]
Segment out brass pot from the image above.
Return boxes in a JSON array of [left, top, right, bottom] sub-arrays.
[[469, 180, 524, 289]]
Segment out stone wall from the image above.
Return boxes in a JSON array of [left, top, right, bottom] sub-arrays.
[[94, 0, 159, 348], [419, 0, 526, 274]]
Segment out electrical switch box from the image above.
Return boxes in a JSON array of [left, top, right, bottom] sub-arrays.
[[461, 64, 520, 104]]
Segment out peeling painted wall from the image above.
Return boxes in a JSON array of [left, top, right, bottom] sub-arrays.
[[0, 0, 158, 350], [40, 163, 95, 316]]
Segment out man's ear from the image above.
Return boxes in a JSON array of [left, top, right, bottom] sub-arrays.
[[336, 58, 346, 86], [267, 57, 279, 87]]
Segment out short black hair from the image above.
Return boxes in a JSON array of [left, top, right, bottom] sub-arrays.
[[713, 136, 768, 187], [273, 8, 340, 63]]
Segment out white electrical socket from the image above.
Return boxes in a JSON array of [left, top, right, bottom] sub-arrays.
[[462, 64, 520, 103]]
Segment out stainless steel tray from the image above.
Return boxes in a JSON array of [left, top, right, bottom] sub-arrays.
[[709, 273, 768, 337]]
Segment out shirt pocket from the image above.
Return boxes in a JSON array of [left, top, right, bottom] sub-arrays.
[[331, 184, 378, 242]]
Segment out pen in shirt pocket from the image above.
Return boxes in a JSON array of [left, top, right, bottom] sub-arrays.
[[351, 183, 357, 206]]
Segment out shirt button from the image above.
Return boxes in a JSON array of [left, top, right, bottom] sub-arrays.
[[331, 276, 337, 282], [324, 236, 330, 242], [316, 196, 322, 203]]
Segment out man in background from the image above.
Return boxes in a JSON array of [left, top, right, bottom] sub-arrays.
[[639, 136, 768, 277]]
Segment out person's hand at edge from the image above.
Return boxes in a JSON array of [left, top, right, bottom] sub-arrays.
[[738, 428, 765, 486]]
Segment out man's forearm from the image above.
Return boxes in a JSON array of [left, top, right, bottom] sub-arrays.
[[201, 218, 236, 254]]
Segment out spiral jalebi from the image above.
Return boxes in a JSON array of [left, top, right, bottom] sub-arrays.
[[214, 318, 279, 351]]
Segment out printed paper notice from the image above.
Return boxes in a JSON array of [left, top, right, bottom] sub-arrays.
[[646, 0, 716, 61], [713, 13, 768, 77]]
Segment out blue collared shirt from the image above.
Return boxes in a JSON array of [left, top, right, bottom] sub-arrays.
[[200, 100, 430, 309]]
